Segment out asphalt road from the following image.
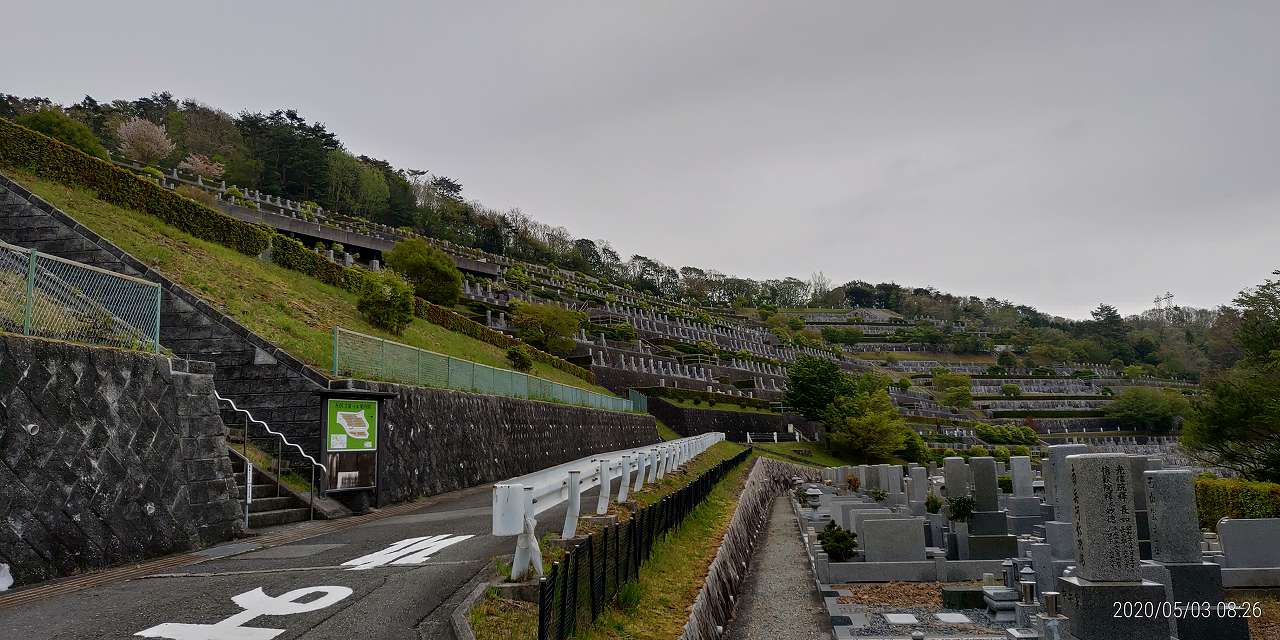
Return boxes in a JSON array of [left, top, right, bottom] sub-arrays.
[[0, 482, 600, 640]]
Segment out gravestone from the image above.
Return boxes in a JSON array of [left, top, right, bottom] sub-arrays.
[[1007, 456, 1043, 535], [863, 517, 926, 562], [1057, 454, 1169, 640], [908, 466, 928, 516], [1218, 518, 1280, 568], [1143, 469, 1249, 640], [1127, 456, 1153, 559], [943, 457, 967, 499]]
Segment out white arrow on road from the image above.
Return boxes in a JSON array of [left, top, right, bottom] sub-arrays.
[[341, 534, 474, 571]]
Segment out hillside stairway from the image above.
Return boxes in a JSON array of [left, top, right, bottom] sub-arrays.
[[228, 449, 313, 529]]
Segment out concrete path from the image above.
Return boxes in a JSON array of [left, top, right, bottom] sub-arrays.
[[0, 480, 604, 640], [726, 497, 832, 640]]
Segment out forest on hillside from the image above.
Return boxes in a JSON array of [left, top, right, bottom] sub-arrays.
[[0, 90, 1259, 380]]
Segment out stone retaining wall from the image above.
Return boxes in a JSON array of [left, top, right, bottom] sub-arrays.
[[646, 397, 817, 441], [335, 379, 659, 505], [0, 334, 242, 587]]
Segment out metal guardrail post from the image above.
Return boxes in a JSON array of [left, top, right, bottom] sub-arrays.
[[617, 455, 631, 503], [22, 249, 36, 336], [595, 458, 611, 515], [562, 470, 582, 539]]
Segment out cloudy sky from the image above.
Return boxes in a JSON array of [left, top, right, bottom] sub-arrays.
[[5, 1, 1278, 318]]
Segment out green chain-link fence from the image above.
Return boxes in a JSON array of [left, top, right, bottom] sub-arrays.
[[331, 326, 632, 411], [0, 240, 160, 351]]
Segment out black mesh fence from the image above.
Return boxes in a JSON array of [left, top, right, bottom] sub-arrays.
[[537, 447, 752, 640]]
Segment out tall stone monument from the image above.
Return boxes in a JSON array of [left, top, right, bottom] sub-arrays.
[[1057, 453, 1169, 640], [966, 456, 1017, 559]]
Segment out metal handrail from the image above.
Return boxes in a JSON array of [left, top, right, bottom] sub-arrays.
[[215, 391, 327, 526], [215, 391, 326, 472]]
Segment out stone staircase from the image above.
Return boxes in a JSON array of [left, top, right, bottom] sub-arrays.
[[229, 453, 313, 529]]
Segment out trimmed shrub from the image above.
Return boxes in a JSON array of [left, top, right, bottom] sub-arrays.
[[946, 495, 975, 522], [818, 521, 857, 561], [384, 238, 462, 305], [1194, 478, 1280, 530], [0, 117, 272, 255], [175, 184, 214, 206], [925, 493, 942, 514], [14, 110, 109, 160], [997, 474, 1013, 493], [506, 345, 534, 372], [357, 270, 415, 333]]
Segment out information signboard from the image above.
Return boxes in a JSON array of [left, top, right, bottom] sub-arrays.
[[326, 398, 378, 452]]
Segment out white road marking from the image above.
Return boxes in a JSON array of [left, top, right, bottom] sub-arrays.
[[340, 535, 475, 571], [134, 585, 352, 640]]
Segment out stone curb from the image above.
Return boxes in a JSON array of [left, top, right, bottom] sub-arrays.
[[450, 578, 493, 640]]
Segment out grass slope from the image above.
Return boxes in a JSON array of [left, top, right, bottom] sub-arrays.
[[11, 173, 610, 394]]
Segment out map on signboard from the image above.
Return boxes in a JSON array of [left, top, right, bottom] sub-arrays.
[[326, 398, 378, 452], [335, 410, 370, 439]]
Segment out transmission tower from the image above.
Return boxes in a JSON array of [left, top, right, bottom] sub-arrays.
[[1153, 291, 1174, 321]]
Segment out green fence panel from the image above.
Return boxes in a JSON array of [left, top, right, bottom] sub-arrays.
[[332, 327, 631, 411], [0, 240, 160, 351]]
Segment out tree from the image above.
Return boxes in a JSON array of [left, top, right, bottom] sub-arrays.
[[1182, 356, 1280, 482], [383, 238, 462, 305], [177, 153, 224, 179], [1001, 384, 1022, 398], [510, 301, 584, 355], [784, 355, 854, 420], [823, 390, 908, 461], [116, 117, 176, 164], [992, 446, 1011, 463], [15, 109, 109, 160], [1181, 272, 1280, 481], [996, 350, 1018, 368], [1105, 387, 1190, 433], [1121, 364, 1150, 380], [898, 430, 930, 464]]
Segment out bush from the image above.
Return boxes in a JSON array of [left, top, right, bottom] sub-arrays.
[[925, 493, 943, 514], [13, 109, 109, 160], [1011, 445, 1032, 458], [1001, 383, 1022, 398], [616, 581, 642, 612], [818, 521, 857, 562], [992, 446, 1011, 463], [175, 184, 214, 206], [510, 300, 585, 356], [967, 444, 988, 458], [143, 166, 165, 180], [869, 488, 887, 502], [384, 238, 462, 305], [997, 474, 1013, 493], [946, 495, 975, 522], [1194, 478, 1280, 530], [506, 346, 534, 372], [357, 270, 415, 333], [0, 117, 272, 255]]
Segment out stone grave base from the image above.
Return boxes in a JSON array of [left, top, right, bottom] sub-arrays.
[[969, 511, 1008, 536], [966, 534, 1018, 560], [825, 558, 1006, 583], [1220, 566, 1280, 587], [1007, 514, 1044, 536], [1141, 561, 1250, 640], [1057, 576, 1169, 640]]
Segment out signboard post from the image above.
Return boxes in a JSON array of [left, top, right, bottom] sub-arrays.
[[316, 388, 396, 511]]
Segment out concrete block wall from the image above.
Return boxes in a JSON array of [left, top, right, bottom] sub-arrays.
[[0, 334, 242, 587], [0, 174, 328, 457]]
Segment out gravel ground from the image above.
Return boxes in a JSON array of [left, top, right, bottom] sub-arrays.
[[726, 497, 832, 640]]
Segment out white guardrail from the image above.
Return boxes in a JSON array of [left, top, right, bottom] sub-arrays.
[[492, 432, 725, 579]]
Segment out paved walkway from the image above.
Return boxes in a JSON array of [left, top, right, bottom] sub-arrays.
[[727, 497, 832, 640]]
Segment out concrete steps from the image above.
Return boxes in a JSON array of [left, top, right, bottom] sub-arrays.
[[229, 452, 312, 529]]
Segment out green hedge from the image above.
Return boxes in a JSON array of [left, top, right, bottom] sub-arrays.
[[1195, 478, 1280, 530], [990, 409, 1107, 418], [633, 385, 775, 410], [413, 299, 595, 384], [0, 117, 273, 256]]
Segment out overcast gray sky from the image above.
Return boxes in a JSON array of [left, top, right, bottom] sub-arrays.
[[5, 1, 1278, 319]]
